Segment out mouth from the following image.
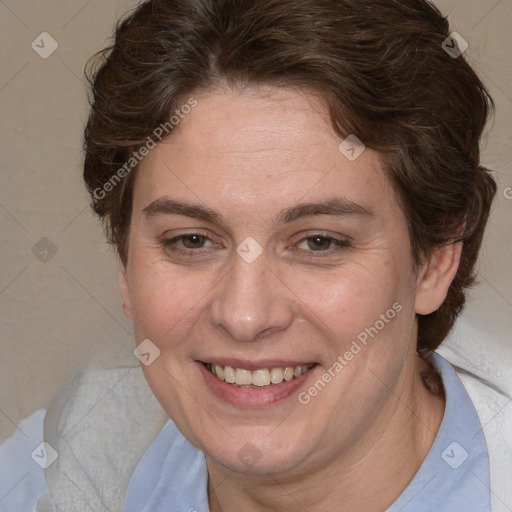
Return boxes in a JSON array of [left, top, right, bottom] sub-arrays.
[[204, 362, 316, 387], [197, 360, 319, 407]]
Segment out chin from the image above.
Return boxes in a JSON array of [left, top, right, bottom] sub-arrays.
[[200, 425, 315, 476]]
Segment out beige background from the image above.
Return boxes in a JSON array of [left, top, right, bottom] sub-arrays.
[[1, 0, 511, 443]]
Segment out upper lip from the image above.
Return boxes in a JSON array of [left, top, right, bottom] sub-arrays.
[[199, 358, 316, 370]]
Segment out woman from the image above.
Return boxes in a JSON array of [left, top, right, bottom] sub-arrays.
[[1, 0, 510, 511]]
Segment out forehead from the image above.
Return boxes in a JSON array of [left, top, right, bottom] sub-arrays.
[[133, 85, 395, 220]]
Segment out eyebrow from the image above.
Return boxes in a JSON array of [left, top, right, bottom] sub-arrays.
[[278, 198, 374, 223], [143, 198, 223, 224], [142, 197, 374, 225]]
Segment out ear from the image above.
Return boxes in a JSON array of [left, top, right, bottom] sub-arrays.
[[415, 242, 463, 315], [119, 264, 133, 320]]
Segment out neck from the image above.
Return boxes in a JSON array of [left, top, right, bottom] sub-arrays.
[[207, 354, 445, 512]]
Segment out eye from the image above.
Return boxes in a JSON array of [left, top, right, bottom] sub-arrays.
[[161, 232, 217, 255], [301, 235, 335, 251], [295, 234, 350, 255], [178, 234, 208, 249]]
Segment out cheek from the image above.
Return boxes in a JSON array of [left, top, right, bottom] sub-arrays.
[[127, 252, 214, 348], [126, 252, 217, 438], [291, 258, 411, 350], [294, 264, 415, 435]]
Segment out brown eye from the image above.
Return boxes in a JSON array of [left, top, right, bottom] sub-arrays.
[[294, 234, 351, 258], [306, 236, 334, 251], [161, 232, 218, 258], [181, 234, 207, 248]]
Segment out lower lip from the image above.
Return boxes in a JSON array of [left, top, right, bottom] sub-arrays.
[[196, 362, 318, 407]]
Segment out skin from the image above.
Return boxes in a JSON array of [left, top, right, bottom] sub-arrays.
[[119, 84, 461, 511]]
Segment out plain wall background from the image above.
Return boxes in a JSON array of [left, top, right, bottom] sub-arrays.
[[1, 0, 511, 443]]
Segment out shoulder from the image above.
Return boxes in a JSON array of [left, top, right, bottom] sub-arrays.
[[437, 343, 512, 509], [43, 364, 168, 512], [452, 367, 512, 506], [0, 408, 49, 512], [1, 364, 168, 512]]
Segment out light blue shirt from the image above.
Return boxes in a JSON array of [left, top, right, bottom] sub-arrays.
[[124, 353, 491, 512]]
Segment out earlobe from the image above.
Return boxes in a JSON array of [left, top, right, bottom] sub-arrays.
[[414, 242, 463, 315], [119, 265, 133, 320]]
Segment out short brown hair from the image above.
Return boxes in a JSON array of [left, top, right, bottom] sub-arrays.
[[83, 0, 496, 355]]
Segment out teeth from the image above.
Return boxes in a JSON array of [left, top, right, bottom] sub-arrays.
[[252, 369, 270, 387], [284, 367, 294, 381], [224, 366, 235, 383], [208, 363, 313, 387], [270, 367, 284, 384], [215, 365, 224, 381], [235, 368, 252, 385]]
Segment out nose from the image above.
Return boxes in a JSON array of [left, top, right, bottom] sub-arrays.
[[209, 252, 294, 342]]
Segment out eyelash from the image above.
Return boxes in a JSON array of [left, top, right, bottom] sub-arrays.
[[294, 235, 351, 256], [162, 232, 216, 257], [161, 232, 351, 259]]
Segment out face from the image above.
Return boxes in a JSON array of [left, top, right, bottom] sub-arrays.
[[120, 85, 433, 477]]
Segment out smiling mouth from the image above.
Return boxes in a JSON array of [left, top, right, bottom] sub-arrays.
[[204, 363, 316, 387]]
